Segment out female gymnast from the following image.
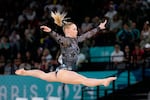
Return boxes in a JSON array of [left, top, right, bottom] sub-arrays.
[[15, 11, 117, 87]]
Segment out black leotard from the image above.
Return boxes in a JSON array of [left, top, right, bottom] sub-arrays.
[[49, 28, 99, 72]]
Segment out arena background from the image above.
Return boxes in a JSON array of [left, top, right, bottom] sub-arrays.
[[0, 0, 150, 100]]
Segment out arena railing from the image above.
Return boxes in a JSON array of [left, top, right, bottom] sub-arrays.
[[80, 55, 150, 100]]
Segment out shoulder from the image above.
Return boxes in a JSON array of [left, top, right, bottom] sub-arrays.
[[120, 51, 124, 54]]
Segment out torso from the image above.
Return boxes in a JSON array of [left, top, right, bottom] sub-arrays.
[[60, 37, 80, 68]]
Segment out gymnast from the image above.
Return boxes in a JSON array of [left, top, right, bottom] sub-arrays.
[[15, 11, 117, 87]]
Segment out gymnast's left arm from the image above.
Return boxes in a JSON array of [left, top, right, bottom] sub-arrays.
[[78, 20, 107, 42]]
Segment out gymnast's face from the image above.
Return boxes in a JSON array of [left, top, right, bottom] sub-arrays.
[[64, 23, 78, 38]]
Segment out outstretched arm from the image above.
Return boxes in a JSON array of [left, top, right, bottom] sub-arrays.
[[40, 25, 69, 45], [40, 25, 52, 33], [40, 25, 62, 40], [78, 20, 107, 42]]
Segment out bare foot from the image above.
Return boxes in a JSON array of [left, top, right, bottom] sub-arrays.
[[103, 77, 117, 87], [15, 69, 26, 75]]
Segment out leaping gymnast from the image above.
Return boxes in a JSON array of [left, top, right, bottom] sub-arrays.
[[15, 11, 117, 87]]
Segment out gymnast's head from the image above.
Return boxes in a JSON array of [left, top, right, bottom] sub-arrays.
[[51, 11, 78, 38]]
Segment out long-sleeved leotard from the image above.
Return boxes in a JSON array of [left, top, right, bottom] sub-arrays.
[[15, 25, 117, 86], [49, 28, 99, 71]]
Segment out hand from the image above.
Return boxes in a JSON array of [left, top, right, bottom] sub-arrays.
[[99, 20, 107, 30], [40, 25, 52, 32]]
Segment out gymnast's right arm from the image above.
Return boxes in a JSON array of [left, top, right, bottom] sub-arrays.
[[40, 25, 69, 46]]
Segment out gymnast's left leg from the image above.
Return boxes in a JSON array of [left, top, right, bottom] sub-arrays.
[[56, 69, 117, 87]]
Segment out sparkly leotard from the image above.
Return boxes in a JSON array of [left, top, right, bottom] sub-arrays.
[[49, 28, 99, 72]]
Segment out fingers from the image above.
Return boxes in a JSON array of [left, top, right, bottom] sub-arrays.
[[40, 26, 45, 30], [103, 20, 107, 24]]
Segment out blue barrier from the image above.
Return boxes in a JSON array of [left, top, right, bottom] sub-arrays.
[[90, 46, 114, 62], [0, 71, 118, 100]]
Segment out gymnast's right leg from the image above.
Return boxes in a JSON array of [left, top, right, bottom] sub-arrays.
[[15, 69, 58, 82]]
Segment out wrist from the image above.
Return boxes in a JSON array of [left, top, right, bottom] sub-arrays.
[[97, 27, 101, 31], [47, 31, 52, 36]]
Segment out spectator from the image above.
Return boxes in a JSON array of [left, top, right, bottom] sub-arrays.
[[40, 55, 49, 72], [131, 44, 145, 68], [91, 16, 100, 28], [13, 52, 22, 68], [19, 61, 32, 70], [4, 60, 12, 75], [44, 0, 64, 12], [39, 48, 52, 72], [144, 43, 150, 68], [130, 21, 140, 44], [109, 14, 122, 33], [0, 36, 11, 60], [24, 23, 36, 43], [42, 48, 52, 63], [23, 7, 36, 21], [24, 51, 33, 64], [111, 44, 124, 69], [9, 30, 21, 57], [80, 16, 92, 33], [4, 59, 17, 75], [140, 21, 150, 49], [104, 3, 117, 21], [123, 45, 132, 67], [9, 30, 20, 48], [33, 47, 43, 63], [16, 52, 22, 59], [40, 10, 51, 25], [116, 23, 133, 50]]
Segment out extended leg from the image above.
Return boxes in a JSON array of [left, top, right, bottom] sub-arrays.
[[15, 69, 117, 87], [56, 70, 117, 87], [15, 69, 58, 82]]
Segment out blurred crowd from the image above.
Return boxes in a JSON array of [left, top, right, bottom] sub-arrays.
[[0, 0, 150, 75]]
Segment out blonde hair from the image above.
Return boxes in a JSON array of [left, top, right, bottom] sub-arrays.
[[51, 11, 67, 27], [51, 11, 74, 31]]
